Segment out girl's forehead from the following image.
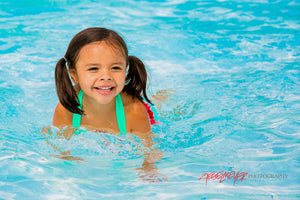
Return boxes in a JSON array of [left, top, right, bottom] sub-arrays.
[[76, 41, 126, 64], [81, 41, 125, 56]]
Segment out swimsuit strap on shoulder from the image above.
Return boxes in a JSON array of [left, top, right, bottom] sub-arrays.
[[72, 90, 127, 134], [141, 96, 159, 125], [116, 94, 127, 134], [72, 90, 83, 128]]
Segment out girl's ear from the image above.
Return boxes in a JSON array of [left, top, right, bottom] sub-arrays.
[[69, 69, 78, 84]]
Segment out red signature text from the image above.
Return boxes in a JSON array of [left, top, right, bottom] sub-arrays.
[[198, 171, 248, 185]]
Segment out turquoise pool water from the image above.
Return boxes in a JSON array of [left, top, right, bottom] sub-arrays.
[[0, 0, 299, 199]]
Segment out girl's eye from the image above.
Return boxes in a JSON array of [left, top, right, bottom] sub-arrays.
[[112, 66, 122, 70], [88, 67, 98, 71]]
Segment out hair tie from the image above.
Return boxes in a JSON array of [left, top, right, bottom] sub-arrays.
[[63, 56, 68, 62]]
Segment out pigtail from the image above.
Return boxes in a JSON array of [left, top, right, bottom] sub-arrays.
[[124, 55, 152, 104], [55, 58, 84, 115]]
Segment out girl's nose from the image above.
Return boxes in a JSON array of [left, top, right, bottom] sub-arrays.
[[99, 70, 112, 81], [100, 76, 112, 81]]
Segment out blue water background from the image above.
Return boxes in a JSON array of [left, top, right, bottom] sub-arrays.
[[0, 0, 299, 199]]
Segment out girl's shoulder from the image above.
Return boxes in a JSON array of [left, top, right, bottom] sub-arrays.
[[121, 92, 146, 113], [53, 102, 73, 127], [121, 92, 151, 134], [53, 85, 80, 127]]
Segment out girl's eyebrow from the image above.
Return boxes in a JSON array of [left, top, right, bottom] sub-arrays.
[[111, 62, 125, 66], [85, 61, 125, 67], [85, 63, 100, 67]]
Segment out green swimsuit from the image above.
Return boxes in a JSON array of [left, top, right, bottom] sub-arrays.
[[72, 90, 127, 134]]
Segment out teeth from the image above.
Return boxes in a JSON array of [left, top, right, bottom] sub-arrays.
[[96, 87, 112, 90]]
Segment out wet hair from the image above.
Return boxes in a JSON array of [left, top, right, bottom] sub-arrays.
[[55, 27, 151, 115]]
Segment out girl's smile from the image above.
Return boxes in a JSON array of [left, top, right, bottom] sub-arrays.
[[70, 41, 126, 105], [94, 86, 115, 96]]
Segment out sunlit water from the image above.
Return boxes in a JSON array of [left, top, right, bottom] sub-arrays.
[[0, 0, 299, 199]]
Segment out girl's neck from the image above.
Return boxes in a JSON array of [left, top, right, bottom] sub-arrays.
[[82, 94, 117, 117], [80, 94, 119, 132]]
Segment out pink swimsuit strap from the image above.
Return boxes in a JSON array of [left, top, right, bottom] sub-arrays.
[[142, 100, 159, 125]]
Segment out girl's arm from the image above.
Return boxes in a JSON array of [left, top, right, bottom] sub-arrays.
[[125, 98, 168, 182], [135, 132, 168, 183], [40, 125, 84, 162]]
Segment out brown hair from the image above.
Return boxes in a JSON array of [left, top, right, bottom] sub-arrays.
[[55, 27, 151, 115]]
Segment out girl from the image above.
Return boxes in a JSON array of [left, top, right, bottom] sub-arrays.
[[50, 28, 168, 182], [53, 27, 157, 139]]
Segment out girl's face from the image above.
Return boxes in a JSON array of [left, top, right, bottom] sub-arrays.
[[70, 41, 126, 105]]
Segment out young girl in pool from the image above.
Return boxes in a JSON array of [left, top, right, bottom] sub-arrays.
[[50, 28, 168, 182], [53, 27, 157, 138]]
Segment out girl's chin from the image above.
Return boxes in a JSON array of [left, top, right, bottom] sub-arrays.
[[91, 88, 121, 104]]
